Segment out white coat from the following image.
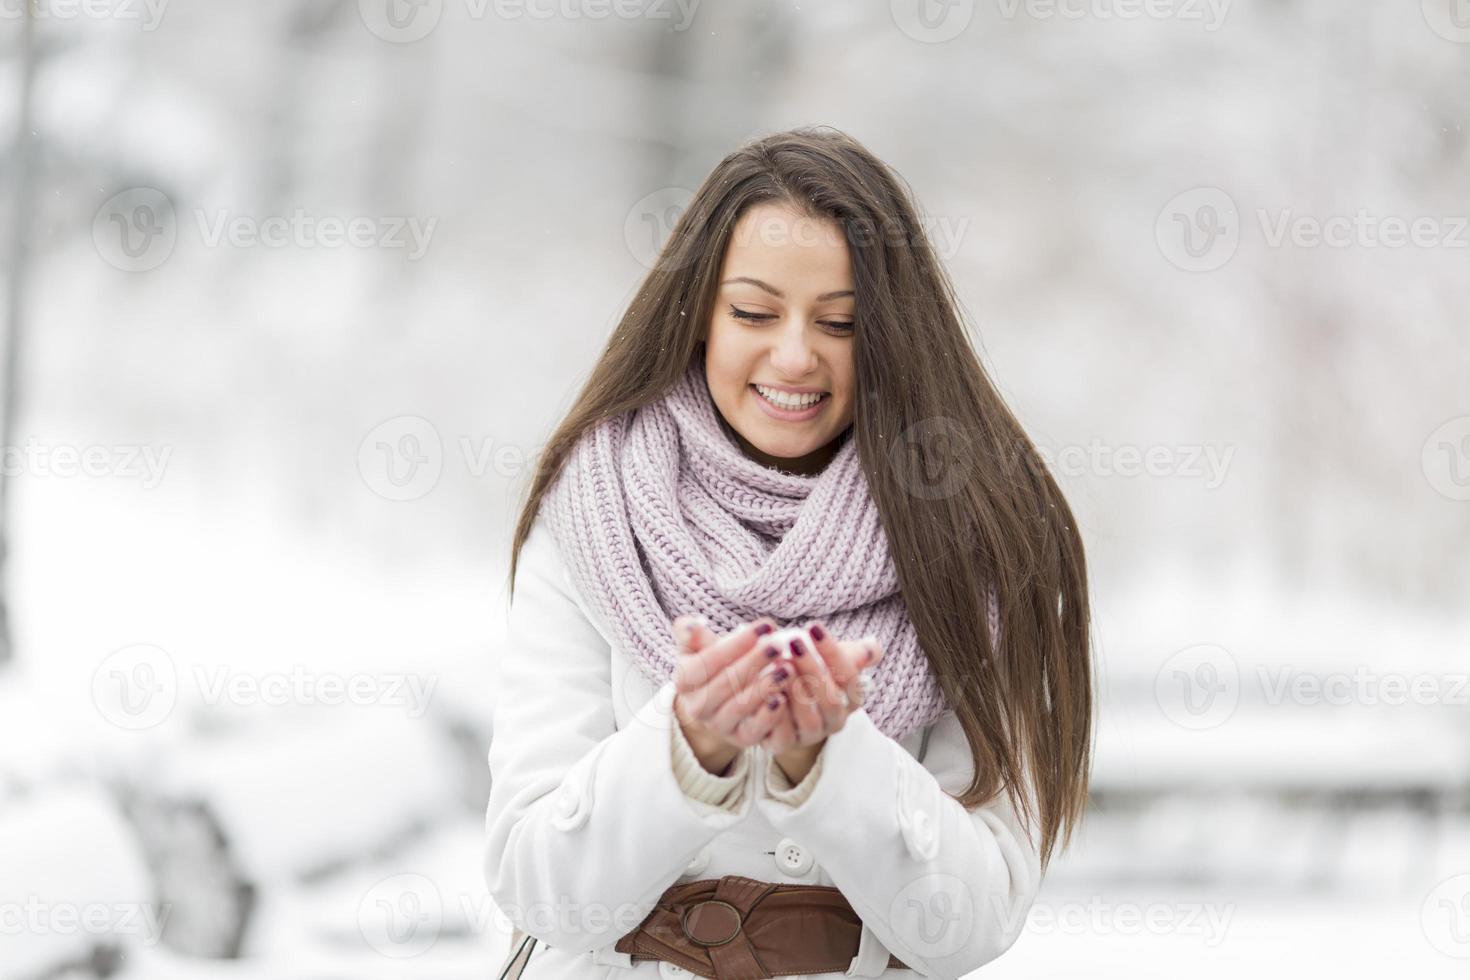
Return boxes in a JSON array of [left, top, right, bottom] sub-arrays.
[[482, 514, 1043, 980]]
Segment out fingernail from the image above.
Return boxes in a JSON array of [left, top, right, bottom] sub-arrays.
[[863, 647, 874, 665], [766, 695, 780, 710], [791, 637, 807, 658], [754, 622, 774, 636], [770, 666, 789, 682], [763, 645, 779, 658], [809, 624, 826, 641]]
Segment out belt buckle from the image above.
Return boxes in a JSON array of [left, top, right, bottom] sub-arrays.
[[679, 898, 742, 947]]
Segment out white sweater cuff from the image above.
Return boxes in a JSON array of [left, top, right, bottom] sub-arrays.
[[670, 721, 751, 810], [764, 747, 825, 807]]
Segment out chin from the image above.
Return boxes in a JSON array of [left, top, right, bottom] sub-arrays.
[[745, 428, 824, 459]]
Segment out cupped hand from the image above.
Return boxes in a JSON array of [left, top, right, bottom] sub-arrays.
[[772, 623, 883, 750], [670, 615, 790, 773], [674, 617, 885, 780]]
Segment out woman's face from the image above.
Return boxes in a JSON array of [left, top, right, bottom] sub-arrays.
[[703, 202, 857, 476]]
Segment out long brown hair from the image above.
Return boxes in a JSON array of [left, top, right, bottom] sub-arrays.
[[509, 126, 1092, 868]]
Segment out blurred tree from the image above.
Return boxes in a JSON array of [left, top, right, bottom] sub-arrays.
[[0, 3, 37, 667]]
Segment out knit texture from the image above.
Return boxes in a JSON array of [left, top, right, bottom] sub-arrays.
[[670, 723, 750, 810], [542, 358, 951, 741], [766, 750, 824, 807]]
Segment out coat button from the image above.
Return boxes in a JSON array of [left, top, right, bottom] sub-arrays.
[[550, 783, 589, 832], [774, 838, 813, 876], [659, 961, 691, 979], [682, 845, 710, 877], [900, 806, 939, 860], [555, 786, 578, 817], [911, 810, 935, 852]]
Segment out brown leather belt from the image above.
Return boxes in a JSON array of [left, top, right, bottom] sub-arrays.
[[614, 874, 911, 979]]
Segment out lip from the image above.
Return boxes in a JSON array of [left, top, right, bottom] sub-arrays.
[[749, 383, 828, 422], [752, 381, 829, 395]]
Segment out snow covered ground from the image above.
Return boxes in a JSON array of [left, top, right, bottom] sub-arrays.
[[4, 471, 1467, 978]]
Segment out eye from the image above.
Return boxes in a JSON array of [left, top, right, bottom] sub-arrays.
[[728, 305, 774, 323], [728, 305, 856, 336]]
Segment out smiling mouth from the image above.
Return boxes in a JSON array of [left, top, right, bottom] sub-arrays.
[[750, 383, 830, 411]]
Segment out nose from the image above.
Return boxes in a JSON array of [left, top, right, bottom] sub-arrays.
[[769, 319, 818, 377]]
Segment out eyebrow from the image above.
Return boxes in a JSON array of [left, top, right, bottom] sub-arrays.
[[720, 277, 854, 302]]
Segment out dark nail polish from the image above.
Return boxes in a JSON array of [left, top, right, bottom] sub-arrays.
[[791, 637, 807, 657], [771, 666, 789, 682], [767, 695, 780, 709], [809, 624, 826, 641], [764, 645, 779, 658], [754, 622, 774, 636]]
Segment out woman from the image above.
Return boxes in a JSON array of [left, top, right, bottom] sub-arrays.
[[484, 126, 1093, 980]]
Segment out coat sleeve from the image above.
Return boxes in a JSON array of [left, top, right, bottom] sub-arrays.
[[755, 705, 1043, 978], [482, 516, 759, 951]]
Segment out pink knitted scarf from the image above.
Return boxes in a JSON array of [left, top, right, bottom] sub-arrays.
[[541, 359, 950, 741]]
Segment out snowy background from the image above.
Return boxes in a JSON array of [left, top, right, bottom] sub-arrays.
[[1, 0, 1468, 977]]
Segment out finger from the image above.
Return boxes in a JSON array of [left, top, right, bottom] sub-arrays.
[[673, 613, 734, 656], [795, 630, 851, 730], [671, 614, 712, 652], [705, 644, 791, 733], [672, 618, 775, 694], [760, 695, 798, 754], [779, 629, 845, 743], [849, 636, 886, 709], [804, 622, 867, 708], [677, 620, 785, 724], [729, 689, 787, 747]]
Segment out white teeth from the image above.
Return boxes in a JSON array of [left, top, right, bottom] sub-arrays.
[[754, 384, 824, 410]]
